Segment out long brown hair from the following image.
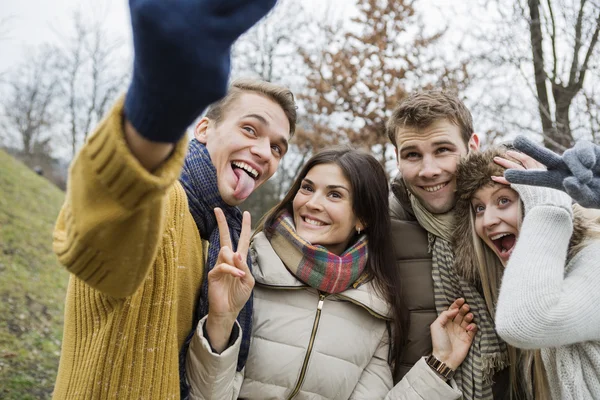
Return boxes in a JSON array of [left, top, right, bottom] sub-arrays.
[[255, 146, 409, 378], [455, 146, 554, 399]]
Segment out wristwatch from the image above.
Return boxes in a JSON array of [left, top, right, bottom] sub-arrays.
[[426, 354, 455, 380]]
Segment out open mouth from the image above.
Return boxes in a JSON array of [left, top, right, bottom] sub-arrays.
[[302, 216, 327, 227], [422, 182, 448, 193], [232, 161, 259, 180], [490, 233, 516, 257]]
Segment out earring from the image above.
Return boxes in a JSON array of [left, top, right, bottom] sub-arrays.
[[357, 227, 361, 235]]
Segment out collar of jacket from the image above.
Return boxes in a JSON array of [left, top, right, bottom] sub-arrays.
[[389, 174, 416, 221], [250, 232, 391, 319]]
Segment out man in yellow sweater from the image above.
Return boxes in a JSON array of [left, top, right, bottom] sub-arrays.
[[51, 0, 297, 398]]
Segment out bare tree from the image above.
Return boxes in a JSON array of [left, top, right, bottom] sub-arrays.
[[0, 47, 60, 156], [232, 0, 301, 82], [469, 0, 600, 150], [528, 0, 600, 150], [54, 12, 128, 158]]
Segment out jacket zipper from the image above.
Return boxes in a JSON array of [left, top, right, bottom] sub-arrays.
[[287, 293, 326, 400]]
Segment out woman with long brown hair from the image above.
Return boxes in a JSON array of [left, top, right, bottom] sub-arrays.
[[454, 145, 600, 399], [186, 147, 478, 399]]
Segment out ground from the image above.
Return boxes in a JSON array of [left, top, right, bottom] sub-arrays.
[[0, 149, 68, 399]]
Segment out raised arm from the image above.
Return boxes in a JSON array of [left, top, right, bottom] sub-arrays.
[[53, 0, 278, 297], [495, 183, 600, 348], [52, 100, 188, 298]]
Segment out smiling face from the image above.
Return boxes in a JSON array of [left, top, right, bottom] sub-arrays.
[[395, 119, 479, 214], [292, 163, 363, 255], [472, 184, 521, 266], [195, 92, 291, 206]]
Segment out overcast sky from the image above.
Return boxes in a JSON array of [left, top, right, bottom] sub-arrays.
[[0, 0, 458, 75], [1, 0, 130, 74]]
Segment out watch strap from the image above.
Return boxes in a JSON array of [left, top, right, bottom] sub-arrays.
[[426, 354, 455, 380]]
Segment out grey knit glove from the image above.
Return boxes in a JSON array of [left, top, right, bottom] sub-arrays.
[[511, 183, 573, 218], [505, 136, 600, 209]]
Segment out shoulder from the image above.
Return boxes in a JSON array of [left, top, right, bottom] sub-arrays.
[[389, 175, 416, 221]]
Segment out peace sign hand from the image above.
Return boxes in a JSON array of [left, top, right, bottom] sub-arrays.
[[205, 208, 255, 353]]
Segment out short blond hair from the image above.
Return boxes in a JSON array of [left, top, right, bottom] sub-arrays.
[[205, 79, 297, 137]]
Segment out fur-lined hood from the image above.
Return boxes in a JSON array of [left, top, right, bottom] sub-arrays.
[[453, 145, 590, 285], [453, 146, 510, 284]]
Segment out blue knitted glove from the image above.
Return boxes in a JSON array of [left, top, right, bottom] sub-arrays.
[[505, 136, 600, 209], [124, 0, 277, 143]]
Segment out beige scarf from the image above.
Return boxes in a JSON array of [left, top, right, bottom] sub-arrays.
[[409, 193, 509, 400]]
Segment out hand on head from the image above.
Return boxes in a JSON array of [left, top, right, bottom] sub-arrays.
[[500, 136, 600, 209], [430, 298, 477, 371], [491, 143, 573, 217], [492, 149, 546, 186]]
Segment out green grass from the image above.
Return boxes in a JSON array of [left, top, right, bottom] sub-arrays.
[[0, 149, 68, 399]]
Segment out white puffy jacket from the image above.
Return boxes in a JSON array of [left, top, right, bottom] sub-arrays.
[[187, 232, 462, 400]]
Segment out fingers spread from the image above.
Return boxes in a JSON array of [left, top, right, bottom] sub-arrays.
[[215, 207, 233, 249], [513, 136, 563, 168]]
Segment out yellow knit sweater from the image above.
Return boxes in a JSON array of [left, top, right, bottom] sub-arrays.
[[52, 99, 204, 399]]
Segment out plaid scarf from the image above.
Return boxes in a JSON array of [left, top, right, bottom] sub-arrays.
[[177, 139, 253, 399], [409, 192, 509, 400], [267, 210, 368, 293]]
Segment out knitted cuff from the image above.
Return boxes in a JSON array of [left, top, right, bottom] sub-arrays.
[[85, 96, 188, 210], [511, 183, 573, 218]]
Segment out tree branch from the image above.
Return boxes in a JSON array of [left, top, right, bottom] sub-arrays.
[[545, 0, 559, 80], [575, 10, 600, 90], [568, 0, 587, 86]]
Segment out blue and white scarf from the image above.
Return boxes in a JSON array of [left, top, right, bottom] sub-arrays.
[[178, 139, 253, 398]]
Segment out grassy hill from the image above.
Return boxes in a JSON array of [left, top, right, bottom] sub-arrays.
[[0, 149, 69, 399]]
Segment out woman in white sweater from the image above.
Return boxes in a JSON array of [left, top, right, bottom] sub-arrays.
[[453, 145, 600, 400]]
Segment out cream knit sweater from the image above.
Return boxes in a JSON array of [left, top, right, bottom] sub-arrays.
[[495, 185, 600, 400]]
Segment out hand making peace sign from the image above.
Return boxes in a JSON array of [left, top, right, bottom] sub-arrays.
[[208, 208, 255, 319], [205, 208, 255, 353]]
